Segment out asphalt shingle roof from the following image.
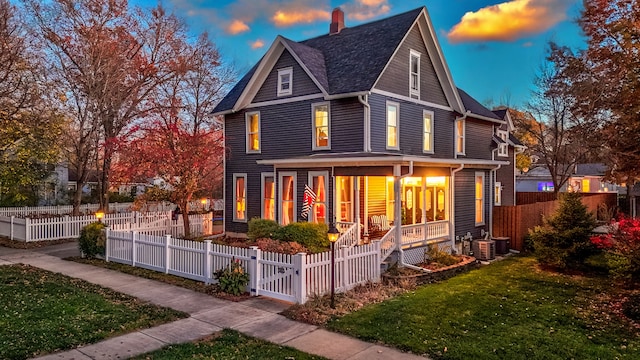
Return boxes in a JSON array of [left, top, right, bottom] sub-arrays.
[[457, 88, 501, 120]]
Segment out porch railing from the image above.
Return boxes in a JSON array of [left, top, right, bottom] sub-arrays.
[[380, 226, 396, 262], [335, 222, 359, 248], [400, 220, 449, 247]]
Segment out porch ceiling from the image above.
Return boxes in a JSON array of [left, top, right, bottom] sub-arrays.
[[256, 152, 509, 169]]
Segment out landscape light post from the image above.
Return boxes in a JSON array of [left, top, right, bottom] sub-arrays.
[[327, 224, 340, 309]]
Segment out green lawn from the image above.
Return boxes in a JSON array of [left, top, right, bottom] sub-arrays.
[[0, 264, 187, 360], [132, 328, 326, 359], [328, 256, 640, 360]]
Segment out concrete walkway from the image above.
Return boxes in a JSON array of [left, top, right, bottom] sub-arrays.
[[0, 242, 427, 360]]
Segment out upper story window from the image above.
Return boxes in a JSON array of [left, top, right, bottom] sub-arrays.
[[277, 67, 293, 97], [455, 118, 465, 155], [409, 50, 420, 99], [386, 101, 399, 150], [423, 110, 434, 153], [497, 129, 508, 157], [312, 102, 330, 150], [246, 111, 260, 153]]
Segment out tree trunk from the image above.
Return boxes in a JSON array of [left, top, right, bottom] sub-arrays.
[[181, 200, 191, 238]]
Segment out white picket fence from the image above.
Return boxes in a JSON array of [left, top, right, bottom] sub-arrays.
[[105, 229, 381, 304], [0, 203, 141, 217], [0, 211, 214, 242]]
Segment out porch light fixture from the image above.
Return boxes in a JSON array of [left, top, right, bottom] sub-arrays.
[[328, 224, 340, 309], [95, 209, 105, 223]]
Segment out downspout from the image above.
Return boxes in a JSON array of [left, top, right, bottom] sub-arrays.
[[358, 94, 371, 152], [222, 115, 227, 237], [450, 164, 465, 253], [454, 111, 471, 159], [395, 162, 413, 267]]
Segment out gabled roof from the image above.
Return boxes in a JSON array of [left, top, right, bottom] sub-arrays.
[[457, 88, 503, 123], [212, 7, 476, 116], [575, 163, 607, 176]]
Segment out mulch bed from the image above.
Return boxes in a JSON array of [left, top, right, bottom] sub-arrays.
[[383, 255, 479, 286], [0, 237, 76, 249]]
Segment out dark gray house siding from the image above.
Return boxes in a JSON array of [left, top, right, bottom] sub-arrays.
[[496, 147, 516, 206], [368, 92, 454, 156], [454, 169, 490, 239], [375, 24, 448, 106], [460, 118, 493, 160], [253, 50, 322, 103]]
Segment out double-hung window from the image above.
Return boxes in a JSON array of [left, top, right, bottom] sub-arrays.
[[497, 129, 508, 157], [312, 102, 330, 150], [233, 173, 247, 222], [494, 182, 502, 206], [386, 101, 399, 150], [409, 50, 420, 99], [423, 110, 434, 153], [246, 112, 260, 153], [279, 172, 296, 225], [277, 67, 292, 96], [261, 173, 275, 220], [455, 118, 465, 155], [475, 172, 485, 226]]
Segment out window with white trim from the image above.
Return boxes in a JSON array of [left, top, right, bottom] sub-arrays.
[[455, 119, 465, 155], [279, 172, 296, 225], [337, 176, 353, 222], [423, 110, 434, 153], [475, 172, 485, 226], [277, 67, 292, 96], [233, 173, 247, 222], [312, 102, 330, 150], [409, 50, 420, 99], [246, 112, 260, 153], [497, 129, 508, 157], [261, 173, 275, 220], [309, 171, 328, 224], [494, 181, 502, 206], [386, 101, 399, 150]]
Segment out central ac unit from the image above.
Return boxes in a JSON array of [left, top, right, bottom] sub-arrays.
[[473, 239, 496, 261]]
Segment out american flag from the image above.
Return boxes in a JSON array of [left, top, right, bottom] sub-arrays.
[[300, 184, 316, 219]]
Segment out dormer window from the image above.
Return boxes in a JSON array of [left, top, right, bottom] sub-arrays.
[[409, 50, 420, 99], [277, 67, 292, 96], [497, 129, 508, 157]]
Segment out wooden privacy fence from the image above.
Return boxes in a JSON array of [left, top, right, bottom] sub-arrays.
[[493, 193, 617, 251], [105, 229, 381, 304]]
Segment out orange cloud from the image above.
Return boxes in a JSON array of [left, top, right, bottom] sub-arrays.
[[226, 19, 250, 35], [271, 8, 331, 27], [342, 0, 390, 21], [447, 0, 572, 43], [250, 39, 265, 49]]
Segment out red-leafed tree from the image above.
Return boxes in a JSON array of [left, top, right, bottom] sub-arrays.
[[114, 34, 229, 236]]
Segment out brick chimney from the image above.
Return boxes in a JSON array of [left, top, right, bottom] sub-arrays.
[[330, 7, 345, 34]]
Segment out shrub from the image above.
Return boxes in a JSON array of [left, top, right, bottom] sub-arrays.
[[425, 245, 459, 266], [591, 217, 640, 281], [247, 218, 280, 240], [213, 259, 250, 296], [529, 192, 597, 270], [273, 222, 329, 253], [254, 238, 309, 254], [78, 222, 106, 259]]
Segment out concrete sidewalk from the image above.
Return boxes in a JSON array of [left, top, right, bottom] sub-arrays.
[[0, 243, 427, 360]]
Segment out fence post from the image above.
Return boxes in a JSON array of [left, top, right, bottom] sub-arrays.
[[204, 240, 212, 284], [132, 231, 138, 267], [10, 216, 14, 241], [340, 246, 348, 292], [25, 217, 31, 242], [105, 228, 111, 262], [374, 241, 382, 281], [248, 246, 261, 296], [63, 215, 69, 238], [293, 252, 307, 304], [164, 235, 171, 274]]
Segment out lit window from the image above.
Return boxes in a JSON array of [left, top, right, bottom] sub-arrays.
[[279, 172, 296, 225], [497, 129, 508, 157], [277, 68, 292, 96], [410, 50, 420, 99], [261, 173, 275, 220], [423, 110, 433, 153], [456, 119, 465, 155], [337, 176, 353, 222], [309, 172, 328, 223], [495, 182, 502, 206], [475, 172, 484, 225], [233, 174, 247, 222], [312, 103, 330, 150], [537, 182, 554, 192], [387, 102, 399, 150], [582, 179, 590, 193], [246, 112, 260, 153]]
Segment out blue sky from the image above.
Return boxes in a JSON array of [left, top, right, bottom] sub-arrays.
[[134, 0, 585, 107]]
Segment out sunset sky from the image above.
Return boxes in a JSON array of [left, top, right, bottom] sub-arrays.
[[133, 0, 585, 107]]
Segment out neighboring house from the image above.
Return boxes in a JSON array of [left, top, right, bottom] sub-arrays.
[[516, 163, 621, 193], [491, 108, 525, 206], [212, 7, 513, 256]]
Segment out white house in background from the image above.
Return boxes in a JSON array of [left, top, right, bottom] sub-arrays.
[[516, 163, 622, 193]]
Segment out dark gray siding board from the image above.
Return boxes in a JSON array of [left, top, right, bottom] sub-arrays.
[[374, 24, 448, 106], [368, 92, 454, 156], [496, 149, 516, 206], [454, 169, 489, 239], [460, 118, 493, 160], [328, 98, 364, 153], [253, 50, 321, 103]]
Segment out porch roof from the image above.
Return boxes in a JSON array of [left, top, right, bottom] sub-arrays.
[[256, 152, 509, 169]]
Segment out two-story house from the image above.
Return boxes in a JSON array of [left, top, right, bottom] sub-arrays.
[[492, 107, 525, 206], [213, 6, 513, 259]]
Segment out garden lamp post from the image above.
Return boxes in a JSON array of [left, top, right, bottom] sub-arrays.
[[201, 198, 207, 211], [95, 209, 105, 223], [328, 224, 340, 309]]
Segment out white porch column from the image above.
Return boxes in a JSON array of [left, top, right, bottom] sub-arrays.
[[354, 176, 360, 242], [422, 176, 427, 238], [393, 165, 402, 254], [364, 177, 369, 235]]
